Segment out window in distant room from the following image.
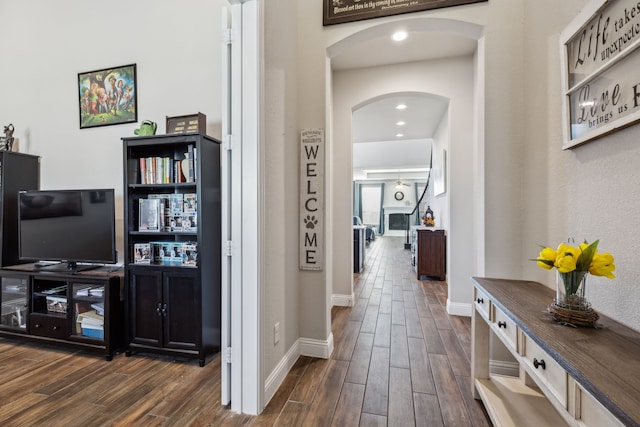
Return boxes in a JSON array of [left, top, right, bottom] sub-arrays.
[[361, 185, 382, 227]]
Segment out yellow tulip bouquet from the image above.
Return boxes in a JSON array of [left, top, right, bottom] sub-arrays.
[[534, 240, 615, 325]]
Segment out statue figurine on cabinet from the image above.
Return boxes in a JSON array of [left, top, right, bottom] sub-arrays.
[[422, 205, 435, 227], [2, 123, 14, 151]]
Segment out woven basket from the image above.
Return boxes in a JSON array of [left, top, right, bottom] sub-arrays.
[[548, 303, 599, 328]]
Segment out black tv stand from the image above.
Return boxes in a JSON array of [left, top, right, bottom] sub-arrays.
[[0, 263, 125, 360]]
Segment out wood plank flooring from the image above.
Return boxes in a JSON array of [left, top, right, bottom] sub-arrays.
[[0, 236, 490, 426]]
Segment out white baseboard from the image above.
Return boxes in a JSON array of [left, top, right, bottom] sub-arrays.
[[332, 293, 354, 307], [264, 340, 301, 405], [300, 333, 334, 359], [263, 334, 335, 406], [447, 299, 472, 317], [490, 359, 520, 377]]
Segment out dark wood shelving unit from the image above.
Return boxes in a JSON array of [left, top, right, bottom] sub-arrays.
[[122, 133, 221, 366]]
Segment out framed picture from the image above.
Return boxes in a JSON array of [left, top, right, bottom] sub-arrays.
[[78, 64, 137, 129], [323, 0, 487, 26], [560, 0, 640, 149], [434, 149, 446, 196]]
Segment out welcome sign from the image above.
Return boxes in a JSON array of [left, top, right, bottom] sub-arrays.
[[300, 129, 324, 271]]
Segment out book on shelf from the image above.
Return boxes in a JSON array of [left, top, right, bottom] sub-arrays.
[[138, 198, 161, 232], [75, 286, 92, 297], [77, 309, 104, 326], [91, 302, 105, 315], [89, 288, 104, 297], [187, 144, 195, 182], [137, 157, 182, 184]]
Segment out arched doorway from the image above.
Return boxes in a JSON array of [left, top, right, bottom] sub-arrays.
[[326, 17, 484, 316]]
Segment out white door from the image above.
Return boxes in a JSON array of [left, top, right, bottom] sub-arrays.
[[221, 0, 262, 415]]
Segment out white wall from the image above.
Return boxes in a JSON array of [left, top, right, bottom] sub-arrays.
[[0, 0, 227, 263], [263, 0, 302, 379]]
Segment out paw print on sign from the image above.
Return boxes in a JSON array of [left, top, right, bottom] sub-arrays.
[[304, 215, 318, 229]]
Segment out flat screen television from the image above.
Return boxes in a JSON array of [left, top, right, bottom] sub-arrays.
[[18, 189, 117, 272]]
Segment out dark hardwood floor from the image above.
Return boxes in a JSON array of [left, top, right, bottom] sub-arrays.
[[0, 236, 490, 426]]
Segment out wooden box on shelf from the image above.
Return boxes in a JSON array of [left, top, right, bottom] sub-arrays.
[[166, 112, 206, 135]]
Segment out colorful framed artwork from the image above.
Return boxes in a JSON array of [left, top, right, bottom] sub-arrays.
[[78, 64, 137, 129]]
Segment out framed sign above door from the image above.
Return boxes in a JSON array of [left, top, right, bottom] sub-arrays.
[[323, 0, 487, 26]]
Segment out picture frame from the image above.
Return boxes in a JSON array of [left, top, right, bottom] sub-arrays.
[[323, 0, 487, 26], [166, 112, 207, 135], [78, 64, 137, 129], [434, 149, 446, 196], [560, 0, 640, 149]]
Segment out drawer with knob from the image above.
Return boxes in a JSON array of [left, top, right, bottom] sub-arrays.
[[492, 305, 518, 352], [523, 333, 567, 407], [30, 313, 69, 339], [474, 288, 491, 320]]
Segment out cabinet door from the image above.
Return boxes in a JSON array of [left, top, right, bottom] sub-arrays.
[[70, 282, 106, 342], [163, 270, 200, 351], [129, 269, 163, 347], [0, 276, 28, 331]]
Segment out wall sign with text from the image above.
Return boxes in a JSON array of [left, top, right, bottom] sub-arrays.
[[300, 129, 324, 271], [561, 0, 640, 148], [323, 0, 487, 26]]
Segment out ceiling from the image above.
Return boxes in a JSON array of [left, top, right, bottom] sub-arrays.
[[335, 29, 477, 181]]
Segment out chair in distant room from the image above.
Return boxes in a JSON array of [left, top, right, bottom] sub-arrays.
[[353, 216, 376, 244]]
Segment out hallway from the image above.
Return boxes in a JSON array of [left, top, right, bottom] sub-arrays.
[[257, 236, 491, 426]]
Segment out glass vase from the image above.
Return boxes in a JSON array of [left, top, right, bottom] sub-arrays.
[[555, 270, 591, 311]]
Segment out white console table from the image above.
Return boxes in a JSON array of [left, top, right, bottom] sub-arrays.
[[472, 277, 640, 426]]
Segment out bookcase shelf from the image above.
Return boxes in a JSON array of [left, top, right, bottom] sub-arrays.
[[122, 133, 221, 366]]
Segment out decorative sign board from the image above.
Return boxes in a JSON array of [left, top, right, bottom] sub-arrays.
[[561, 0, 640, 148], [166, 112, 206, 135], [323, 0, 487, 26], [300, 129, 324, 271]]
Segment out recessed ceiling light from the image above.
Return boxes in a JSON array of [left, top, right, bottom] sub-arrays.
[[396, 133, 404, 138], [396, 121, 406, 126], [396, 104, 407, 110], [392, 31, 408, 41]]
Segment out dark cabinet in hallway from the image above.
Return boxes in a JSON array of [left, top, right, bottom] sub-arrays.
[[414, 228, 446, 281]]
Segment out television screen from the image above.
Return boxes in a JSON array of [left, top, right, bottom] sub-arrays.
[[18, 189, 117, 268]]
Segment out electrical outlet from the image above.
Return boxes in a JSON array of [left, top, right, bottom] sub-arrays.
[[274, 322, 280, 345]]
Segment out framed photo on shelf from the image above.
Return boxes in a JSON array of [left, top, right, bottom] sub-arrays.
[[78, 64, 137, 129]]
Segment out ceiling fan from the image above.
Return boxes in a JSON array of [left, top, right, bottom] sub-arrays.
[[394, 179, 410, 189]]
